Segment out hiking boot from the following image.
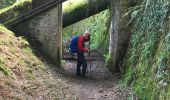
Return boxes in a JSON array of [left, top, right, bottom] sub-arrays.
[[81, 75, 88, 79], [76, 73, 82, 77]]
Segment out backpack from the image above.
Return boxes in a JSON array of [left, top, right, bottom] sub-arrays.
[[69, 36, 79, 53]]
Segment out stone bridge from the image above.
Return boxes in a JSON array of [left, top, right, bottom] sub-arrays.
[[10, 0, 65, 65], [2, 0, 110, 66], [1, 0, 137, 72]]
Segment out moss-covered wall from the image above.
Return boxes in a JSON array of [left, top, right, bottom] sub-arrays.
[[123, 0, 170, 99], [108, 0, 132, 72], [0, 0, 32, 24], [0, 0, 55, 24], [0, 0, 16, 9]]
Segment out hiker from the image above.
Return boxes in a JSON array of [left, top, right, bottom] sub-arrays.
[[76, 31, 90, 78]]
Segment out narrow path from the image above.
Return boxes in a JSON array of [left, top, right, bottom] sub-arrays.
[[60, 51, 137, 100]]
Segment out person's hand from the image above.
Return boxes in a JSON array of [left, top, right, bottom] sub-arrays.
[[87, 49, 90, 52]]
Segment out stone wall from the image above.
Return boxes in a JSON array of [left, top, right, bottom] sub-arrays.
[[108, 0, 132, 72], [12, 4, 62, 66]]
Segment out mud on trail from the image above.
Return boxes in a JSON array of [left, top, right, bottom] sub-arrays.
[[60, 51, 137, 100]]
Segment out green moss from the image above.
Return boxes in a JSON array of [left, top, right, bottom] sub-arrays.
[[0, 0, 32, 25], [0, 24, 7, 30], [0, 0, 32, 14], [26, 68, 35, 80], [123, 0, 170, 99], [0, 24, 14, 35], [63, 0, 88, 13], [0, 57, 10, 76], [3, 17, 16, 26], [166, 86, 170, 99]]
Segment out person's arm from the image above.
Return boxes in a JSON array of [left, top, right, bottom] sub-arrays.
[[78, 36, 88, 52]]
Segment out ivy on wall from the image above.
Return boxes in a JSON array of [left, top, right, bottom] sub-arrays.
[[124, 0, 170, 99]]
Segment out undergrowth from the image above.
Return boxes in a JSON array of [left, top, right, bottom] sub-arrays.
[[124, 0, 170, 99], [0, 0, 16, 9], [0, 57, 10, 76]]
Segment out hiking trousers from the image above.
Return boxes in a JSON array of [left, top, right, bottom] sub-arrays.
[[77, 51, 87, 76]]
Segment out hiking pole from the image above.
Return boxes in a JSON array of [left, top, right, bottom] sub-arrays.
[[89, 39, 93, 79]]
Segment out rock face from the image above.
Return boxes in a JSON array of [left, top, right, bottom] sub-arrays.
[[11, 4, 63, 66]]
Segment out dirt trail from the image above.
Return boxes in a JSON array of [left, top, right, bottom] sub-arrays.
[[60, 51, 137, 100]]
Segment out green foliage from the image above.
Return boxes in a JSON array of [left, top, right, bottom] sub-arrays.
[[26, 68, 35, 80], [0, 0, 16, 9], [0, 24, 14, 35], [124, 0, 170, 99], [104, 53, 116, 73], [63, 0, 87, 13], [63, 9, 110, 54], [0, 24, 6, 30], [0, 57, 10, 76], [104, 53, 111, 64], [4, 0, 16, 5], [61, 60, 66, 67], [0, 0, 32, 14]]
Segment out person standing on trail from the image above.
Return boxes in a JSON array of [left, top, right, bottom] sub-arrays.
[[76, 31, 90, 78]]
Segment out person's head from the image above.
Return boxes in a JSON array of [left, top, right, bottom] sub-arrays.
[[72, 32, 74, 35], [83, 31, 90, 41]]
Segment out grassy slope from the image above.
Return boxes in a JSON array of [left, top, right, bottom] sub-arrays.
[[0, 25, 74, 99], [123, 0, 170, 100]]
